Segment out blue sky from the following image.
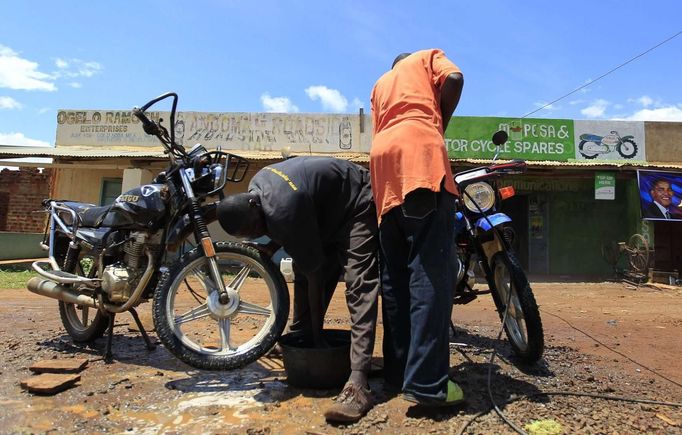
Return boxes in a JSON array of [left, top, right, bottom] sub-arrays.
[[1, 0, 681, 148]]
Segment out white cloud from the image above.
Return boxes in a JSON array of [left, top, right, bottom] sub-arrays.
[[626, 95, 656, 108], [0, 96, 22, 109], [52, 58, 102, 79], [621, 106, 682, 122], [78, 61, 102, 77], [260, 93, 299, 113], [0, 45, 101, 93], [305, 85, 348, 112], [69, 82, 82, 89], [637, 96, 653, 107], [581, 99, 610, 118], [0, 44, 56, 91], [0, 132, 51, 147], [351, 97, 364, 111]]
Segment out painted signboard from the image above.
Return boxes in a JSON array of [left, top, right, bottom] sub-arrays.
[[445, 117, 575, 161], [574, 120, 645, 162], [55, 110, 362, 153], [55, 110, 652, 164], [637, 169, 682, 221]]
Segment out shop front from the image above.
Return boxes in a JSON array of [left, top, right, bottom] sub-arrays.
[[499, 171, 641, 276], [446, 116, 663, 277], [3, 108, 681, 278]]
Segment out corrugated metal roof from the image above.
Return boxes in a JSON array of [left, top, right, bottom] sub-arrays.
[[0, 145, 371, 162], [0, 146, 166, 158], [454, 158, 682, 170], [2, 145, 682, 169]]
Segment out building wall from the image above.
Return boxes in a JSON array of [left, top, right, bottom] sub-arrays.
[[49, 159, 273, 206], [547, 176, 640, 275], [643, 121, 682, 162], [504, 173, 642, 276], [0, 233, 46, 260], [52, 167, 125, 204], [0, 192, 7, 229], [0, 168, 52, 232]]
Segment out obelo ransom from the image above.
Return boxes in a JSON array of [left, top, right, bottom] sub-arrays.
[[217, 156, 380, 423]]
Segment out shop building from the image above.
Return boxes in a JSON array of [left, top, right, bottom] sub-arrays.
[[1, 108, 680, 276]]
